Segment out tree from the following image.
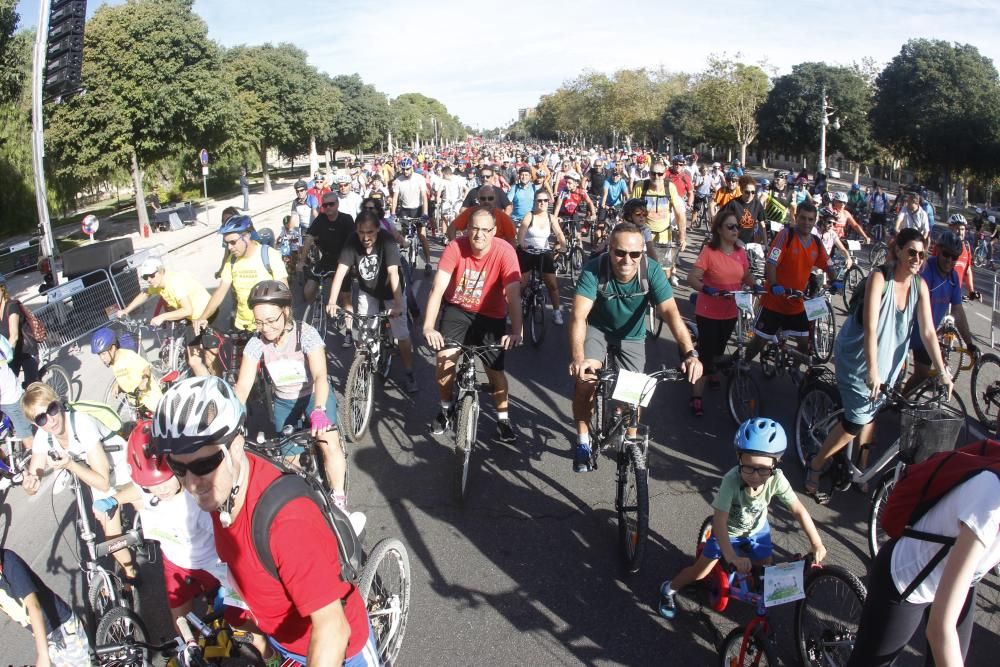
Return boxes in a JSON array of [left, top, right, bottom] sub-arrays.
[[390, 93, 464, 148], [757, 62, 875, 171], [0, 1, 35, 233], [328, 74, 391, 154], [695, 56, 770, 164], [0, 0, 23, 104], [661, 90, 707, 151], [872, 39, 1000, 209], [45, 0, 235, 234]]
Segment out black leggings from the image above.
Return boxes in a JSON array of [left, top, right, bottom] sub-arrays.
[[847, 539, 978, 666]]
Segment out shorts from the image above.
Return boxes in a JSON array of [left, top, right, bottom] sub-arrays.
[[439, 303, 506, 371], [272, 387, 338, 452], [753, 306, 810, 341], [694, 316, 737, 374], [516, 247, 556, 275], [356, 291, 410, 341], [583, 325, 645, 373], [396, 206, 424, 226], [911, 343, 932, 367], [269, 621, 380, 667], [47, 614, 91, 667], [1, 401, 33, 440], [161, 556, 221, 609], [702, 522, 773, 562]]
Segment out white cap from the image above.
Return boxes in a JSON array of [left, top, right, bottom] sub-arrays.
[[139, 257, 163, 276], [336, 174, 351, 185], [565, 171, 582, 181]]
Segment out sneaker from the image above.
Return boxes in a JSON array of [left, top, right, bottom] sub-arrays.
[[403, 373, 419, 394], [689, 397, 704, 417], [573, 443, 593, 473], [658, 582, 677, 619], [552, 309, 565, 325], [342, 332, 353, 349], [669, 275, 680, 287], [497, 419, 516, 443], [348, 511, 367, 536], [431, 409, 452, 435], [424, 262, 433, 276]]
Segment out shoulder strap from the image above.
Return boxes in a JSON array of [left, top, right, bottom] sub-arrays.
[[597, 252, 610, 295], [260, 243, 273, 278], [640, 179, 650, 199]]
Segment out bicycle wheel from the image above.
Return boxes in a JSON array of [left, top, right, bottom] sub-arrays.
[[720, 626, 777, 667], [95, 606, 148, 663], [810, 301, 836, 364], [41, 363, 73, 402], [570, 246, 584, 281], [869, 242, 888, 268], [971, 352, 1000, 432], [794, 383, 842, 468], [616, 441, 649, 574], [646, 303, 664, 339], [974, 246, 987, 268], [104, 381, 138, 433], [867, 471, 896, 559], [726, 368, 762, 425], [453, 394, 479, 502], [841, 266, 864, 313], [304, 301, 327, 339], [695, 515, 730, 612], [527, 301, 545, 347], [358, 537, 411, 665], [937, 327, 967, 381], [795, 565, 867, 667], [87, 570, 117, 620], [343, 355, 374, 443]]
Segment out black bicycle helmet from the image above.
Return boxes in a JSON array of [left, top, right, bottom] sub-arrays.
[[248, 280, 292, 308], [936, 231, 963, 256]]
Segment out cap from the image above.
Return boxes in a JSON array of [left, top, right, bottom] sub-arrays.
[[336, 174, 351, 185], [139, 258, 163, 276]]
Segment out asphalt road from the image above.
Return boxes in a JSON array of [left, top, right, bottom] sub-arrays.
[[3, 220, 1000, 667]]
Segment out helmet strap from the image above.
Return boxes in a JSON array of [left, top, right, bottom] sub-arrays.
[[218, 450, 247, 528]]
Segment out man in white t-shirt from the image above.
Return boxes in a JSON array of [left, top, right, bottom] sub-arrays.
[[895, 192, 930, 241], [335, 174, 363, 220], [390, 157, 432, 273]]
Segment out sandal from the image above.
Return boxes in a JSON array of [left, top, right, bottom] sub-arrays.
[[689, 397, 704, 417], [804, 457, 830, 505]]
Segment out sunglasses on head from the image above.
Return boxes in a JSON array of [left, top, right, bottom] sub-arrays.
[[613, 249, 643, 259], [166, 449, 226, 478], [33, 400, 61, 427]]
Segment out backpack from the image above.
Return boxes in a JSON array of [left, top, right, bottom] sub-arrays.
[[68, 401, 124, 441], [0, 334, 13, 363], [17, 301, 47, 343], [250, 458, 363, 585], [880, 439, 1000, 599], [595, 251, 650, 301], [230, 242, 274, 278], [847, 264, 921, 326]]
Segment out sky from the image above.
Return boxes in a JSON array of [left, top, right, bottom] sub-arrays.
[[15, 0, 1000, 130]]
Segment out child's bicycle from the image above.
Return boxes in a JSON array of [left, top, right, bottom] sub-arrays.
[[692, 517, 867, 667]]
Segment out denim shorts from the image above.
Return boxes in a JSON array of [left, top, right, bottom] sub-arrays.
[[272, 390, 338, 454], [269, 622, 381, 666], [1, 401, 33, 440], [702, 521, 773, 562]]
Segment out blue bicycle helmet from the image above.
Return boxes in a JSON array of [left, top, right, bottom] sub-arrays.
[[91, 327, 118, 354], [218, 214, 252, 235], [398, 157, 414, 169], [734, 418, 787, 458]]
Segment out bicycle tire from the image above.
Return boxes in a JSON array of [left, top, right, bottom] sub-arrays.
[[616, 441, 649, 574], [87, 570, 118, 620], [842, 265, 864, 313], [974, 246, 987, 268], [868, 471, 896, 559], [971, 352, 1000, 433], [570, 246, 584, 281], [304, 301, 327, 339], [794, 382, 842, 468], [937, 326, 967, 382], [726, 368, 762, 426], [646, 303, 664, 339], [358, 537, 411, 665], [104, 380, 139, 433], [695, 515, 731, 612], [343, 355, 374, 443], [794, 565, 867, 667], [810, 300, 836, 364], [41, 363, 74, 402], [869, 242, 888, 268], [526, 301, 545, 348], [95, 607, 148, 665], [453, 394, 479, 503], [719, 625, 777, 667]]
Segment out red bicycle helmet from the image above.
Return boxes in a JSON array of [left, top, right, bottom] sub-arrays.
[[127, 420, 174, 487]]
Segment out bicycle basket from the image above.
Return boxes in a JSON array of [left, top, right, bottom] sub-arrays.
[[898, 403, 964, 464]]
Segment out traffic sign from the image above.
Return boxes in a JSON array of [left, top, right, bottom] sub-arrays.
[[80, 214, 99, 235], [199, 149, 209, 166]]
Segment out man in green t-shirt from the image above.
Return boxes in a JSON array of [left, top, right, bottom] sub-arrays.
[[568, 222, 702, 472]]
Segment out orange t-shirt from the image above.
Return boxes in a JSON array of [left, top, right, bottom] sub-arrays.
[[451, 208, 517, 243], [715, 187, 741, 208], [760, 228, 829, 315]]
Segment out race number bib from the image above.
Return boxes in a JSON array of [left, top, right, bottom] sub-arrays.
[[769, 247, 781, 263]]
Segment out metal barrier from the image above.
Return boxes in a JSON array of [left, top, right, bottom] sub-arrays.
[[36, 269, 125, 360], [0, 237, 42, 276], [108, 245, 167, 307], [992, 273, 1000, 349]]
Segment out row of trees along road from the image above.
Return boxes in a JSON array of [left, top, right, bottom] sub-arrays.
[[510, 42, 1000, 211], [0, 0, 469, 235]]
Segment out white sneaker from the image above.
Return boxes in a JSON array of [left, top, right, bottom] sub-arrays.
[[552, 309, 565, 325], [669, 275, 680, 287]]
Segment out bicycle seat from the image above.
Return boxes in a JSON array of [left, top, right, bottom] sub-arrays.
[[160, 370, 180, 385]]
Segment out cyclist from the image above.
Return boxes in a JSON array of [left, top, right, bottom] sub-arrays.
[[657, 419, 826, 618], [516, 189, 568, 326], [289, 179, 319, 229], [868, 182, 890, 232], [307, 172, 330, 201], [336, 173, 363, 219], [815, 209, 854, 263], [895, 192, 930, 243], [555, 171, 597, 246], [829, 191, 870, 243], [942, 214, 978, 297], [299, 192, 355, 347], [117, 257, 214, 376], [585, 157, 607, 212], [508, 166, 537, 225], [722, 175, 767, 246], [899, 230, 977, 396], [714, 173, 740, 210], [668, 155, 695, 210], [764, 171, 793, 225], [327, 211, 420, 393], [423, 207, 523, 443], [599, 163, 631, 244], [448, 185, 517, 243], [277, 214, 306, 278], [568, 222, 701, 472], [150, 377, 378, 666], [461, 164, 512, 214], [194, 215, 288, 336], [690, 164, 711, 230], [0, 276, 39, 386], [918, 189, 936, 228], [390, 156, 433, 275], [726, 159, 744, 179], [0, 353, 34, 464], [804, 228, 953, 502], [20, 382, 138, 587], [436, 165, 469, 229], [632, 160, 687, 285], [92, 326, 162, 415]]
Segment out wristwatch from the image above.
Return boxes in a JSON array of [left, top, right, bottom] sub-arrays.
[[683, 349, 700, 360]]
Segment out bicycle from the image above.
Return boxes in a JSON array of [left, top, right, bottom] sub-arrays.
[[38, 346, 75, 402], [693, 518, 867, 667], [398, 215, 430, 276], [587, 355, 685, 573], [111, 316, 191, 378], [868, 237, 889, 268], [757, 289, 835, 375], [971, 350, 1000, 433], [709, 290, 763, 425], [832, 240, 865, 313], [555, 216, 585, 281], [520, 251, 548, 347], [690, 195, 710, 232], [199, 326, 274, 428], [973, 232, 990, 268], [935, 304, 977, 381], [0, 414, 29, 494], [303, 267, 333, 339], [341, 312, 398, 443]]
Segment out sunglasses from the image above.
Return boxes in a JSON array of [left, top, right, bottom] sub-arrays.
[[469, 227, 495, 235], [536, 198, 550, 203], [652, 171, 666, 176], [224, 238, 243, 247], [33, 400, 61, 427], [613, 249, 643, 260], [480, 196, 496, 202], [295, 189, 306, 193], [141, 273, 157, 281], [362, 205, 378, 210], [166, 449, 226, 478], [739, 464, 776, 477], [906, 248, 927, 260], [322, 202, 338, 208], [723, 224, 739, 231], [939, 251, 959, 261], [743, 190, 757, 195]]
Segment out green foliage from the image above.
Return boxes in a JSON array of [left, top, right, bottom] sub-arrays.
[[0, 0, 22, 103], [694, 56, 770, 157], [0, 20, 37, 235], [328, 74, 390, 152], [390, 93, 464, 145]]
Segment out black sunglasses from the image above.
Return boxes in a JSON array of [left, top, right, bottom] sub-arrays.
[[939, 251, 959, 261], [723, 224, 739, 231], [480, 196, 496, 202], [141, 273, 157, 281], [739, 464, 776, 477], [33, 400, 61, 427], [652, 171, 666, 176], [906, 248, 927, 260], [743, 190, 757, 195], [613, 249, 643, 259], [322, 202, 338, 208], [166, 449, 226, 478]]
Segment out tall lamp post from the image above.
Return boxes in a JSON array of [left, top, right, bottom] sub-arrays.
[[817, 87, 840, 174]]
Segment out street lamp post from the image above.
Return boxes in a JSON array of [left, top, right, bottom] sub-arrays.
[[818, 87, 841, 174]]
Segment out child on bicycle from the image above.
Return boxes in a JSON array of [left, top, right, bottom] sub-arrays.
[[91, 326, 162, 416], [658, 418, 826, 618]]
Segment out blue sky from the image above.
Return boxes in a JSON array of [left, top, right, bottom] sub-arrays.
[[15, 0, 1000, 129]]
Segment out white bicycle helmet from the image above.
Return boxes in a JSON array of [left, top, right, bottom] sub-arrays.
[[151, 376, 246, 455], [831, 191, 848, 203], [948, 213, 968, 226]]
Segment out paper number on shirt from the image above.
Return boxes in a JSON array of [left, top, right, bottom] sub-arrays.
[[769, 247, 781, 263]]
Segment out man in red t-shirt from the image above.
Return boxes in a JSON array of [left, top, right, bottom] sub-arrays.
[[151, 377, 377, 667], [424, 208, 522, 443], [668, 155, 694, 209], [943, 214, 979, 299]]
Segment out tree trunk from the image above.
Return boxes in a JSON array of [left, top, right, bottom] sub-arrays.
[[739, 144, 747, 166], [309, 135, 320, 178], [325, 149, 333, 174], [388, 130, 394, 153], [854, 164, 861, 184], [130, 150, 150, 237], [260, 143, 272, 194], [942, 167, 950, 217]]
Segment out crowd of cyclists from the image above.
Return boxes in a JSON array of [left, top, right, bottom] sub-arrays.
[[1, 138, 999, 666]]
